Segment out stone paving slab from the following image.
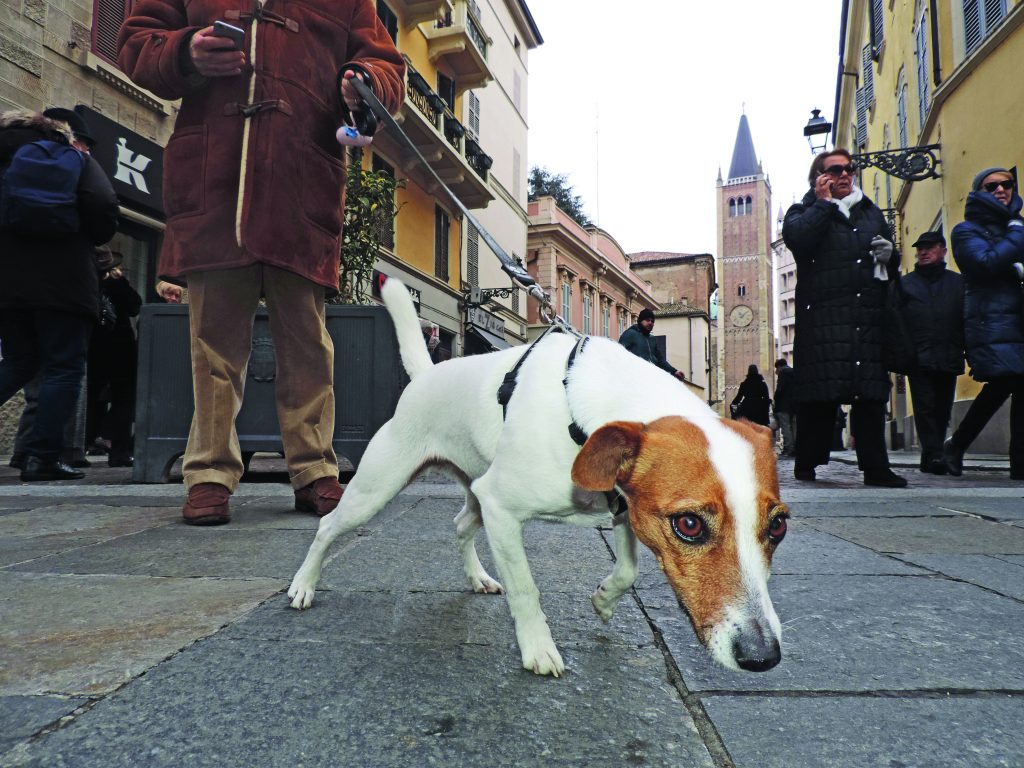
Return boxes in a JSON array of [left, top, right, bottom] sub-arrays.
[[0, 696, 87, 755], [0, 636, 714, 768], [6, 526, 316, 580], [703, 695, 1024, 768], [932, 497, 1024, 521], [640, 575, 1024, 693], [893, 553, 1024, 600], [803, 515, 1024, 554], [224, 587, 654, 655], [0, 572, 280, 696], [786, 499, 970, 517]]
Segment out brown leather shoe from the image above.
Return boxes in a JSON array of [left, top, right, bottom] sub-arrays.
[[182, 482, 231, 525], [295, 476, 343, 516]]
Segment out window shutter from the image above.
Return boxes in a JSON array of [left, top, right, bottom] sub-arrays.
[[855, 88, 868, 149], [93, 0, 129, 64], [467, 220, 479, 288], [983, 0, 1007, 28], [434, 206, 450, 280], [861, 44, 874, 106], [897, 84, 908, 148], [467, 92, 480, 137], [916, 19, 929, 129], [870, 0, 885, 53], [964, 0, 982, 52]]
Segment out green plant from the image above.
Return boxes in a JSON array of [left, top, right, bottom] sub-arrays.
[[336, 150, 404, 304]]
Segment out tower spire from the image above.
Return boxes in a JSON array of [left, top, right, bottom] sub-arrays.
[[728, 113, 759, 180]]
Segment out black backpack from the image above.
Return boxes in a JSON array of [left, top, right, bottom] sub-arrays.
[[0, 140, 86, 235]]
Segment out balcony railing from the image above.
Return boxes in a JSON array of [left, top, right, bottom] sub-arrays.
[[421, 0, 492, 90], [403, 58, 491, 183]]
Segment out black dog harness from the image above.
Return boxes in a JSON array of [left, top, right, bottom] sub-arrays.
[[496, 333, 627, 519]]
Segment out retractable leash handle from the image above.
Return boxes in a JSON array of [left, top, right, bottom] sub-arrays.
[[348, 77, 549, 307]]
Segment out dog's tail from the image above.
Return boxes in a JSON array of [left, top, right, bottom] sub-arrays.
[[381, 277, 434, 379]]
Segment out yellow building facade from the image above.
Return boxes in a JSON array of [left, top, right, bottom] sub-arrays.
[[835, 0, 1024, 453], [370, 0, 541, 358]]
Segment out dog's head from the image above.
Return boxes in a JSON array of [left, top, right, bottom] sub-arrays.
[[572, 415, 787, 672]]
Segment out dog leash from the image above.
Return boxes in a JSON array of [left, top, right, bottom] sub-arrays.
[[348, 78, 574, 331]]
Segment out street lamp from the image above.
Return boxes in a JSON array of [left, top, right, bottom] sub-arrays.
[[803, 109, 832, 154], [801, 109, 941, 183]]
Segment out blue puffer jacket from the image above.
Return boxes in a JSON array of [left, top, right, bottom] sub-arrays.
[[949, 191, 1024, 380]]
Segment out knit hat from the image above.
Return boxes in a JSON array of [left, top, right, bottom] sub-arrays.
[[972, 167, 1012, 192], [638, 308, 656, 322], [747, 364, 759, 376]]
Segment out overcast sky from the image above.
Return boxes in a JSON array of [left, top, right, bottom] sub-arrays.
[[526, 1, 844, 255]]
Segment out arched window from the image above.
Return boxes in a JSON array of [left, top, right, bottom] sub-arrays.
[[745, 196, 753, 215], [737, 284, 746, 297], [729, 198, 736, 217]]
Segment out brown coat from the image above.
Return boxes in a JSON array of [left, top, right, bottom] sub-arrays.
[[117, 0, 405, 291]]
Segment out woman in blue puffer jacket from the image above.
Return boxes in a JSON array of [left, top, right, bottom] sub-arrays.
[[944, 167, 1024, 480]]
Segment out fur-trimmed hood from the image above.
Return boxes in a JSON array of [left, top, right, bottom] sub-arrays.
[[0, 109, 74, 144]]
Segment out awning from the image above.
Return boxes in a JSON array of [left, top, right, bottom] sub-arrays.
[[467, 324, 511, 350]]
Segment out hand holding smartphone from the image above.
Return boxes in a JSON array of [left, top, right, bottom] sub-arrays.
[[212, 20, 245, 50]]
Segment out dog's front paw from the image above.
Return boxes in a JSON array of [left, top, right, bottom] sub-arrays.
[[288, 576, 317, 610], [518, 625, 565, 677], [471, 575, 504, 594], [591, 585, 616, 622]]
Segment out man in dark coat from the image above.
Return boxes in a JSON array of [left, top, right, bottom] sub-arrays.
[[731, 364, 771, 426], [773, 358, 797, 456], [618, 309, 686, 381], [897, 231, 964, 474], [118, 0, 406, 524], [782, 148, 906, 487], [943, 167, 1024, 480], [0, 111, 119, 481]]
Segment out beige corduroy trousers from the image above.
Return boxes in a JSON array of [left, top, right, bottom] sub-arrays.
[[182, 264, 338, 492]]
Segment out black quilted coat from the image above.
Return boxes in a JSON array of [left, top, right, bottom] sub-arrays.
[[782, 189, 898, 403]]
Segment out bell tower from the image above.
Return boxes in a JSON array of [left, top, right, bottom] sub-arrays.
[[715, 112, 776, 411]]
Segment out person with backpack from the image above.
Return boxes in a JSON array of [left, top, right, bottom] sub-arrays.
[[0, 110, 119, 481]]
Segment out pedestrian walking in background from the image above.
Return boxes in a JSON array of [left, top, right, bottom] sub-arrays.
[[618, 309, 687, 381], [730, 364, 771, 426], [894, 231, 964, 475], [86, 250, 142, 468], [7, 107, 101, 473], [773, 358, 797, 456], [0, 110, 118, 481], [943, 167, 1024, 480], [782, 148, 907, 487], [118, 0, 406, 524]]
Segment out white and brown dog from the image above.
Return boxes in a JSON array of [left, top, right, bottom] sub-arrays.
[[289, 279, 788, 676]]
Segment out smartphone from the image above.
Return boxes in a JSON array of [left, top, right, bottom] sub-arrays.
[[212, 20, 245, 50]]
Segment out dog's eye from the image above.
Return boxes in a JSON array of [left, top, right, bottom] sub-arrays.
[[767, 515, 787, 544], [671, 513, 707, 544]]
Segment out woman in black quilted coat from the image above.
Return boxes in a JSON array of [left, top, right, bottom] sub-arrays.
[[782, 149, 906, 487], [942, 167, 1024, 480]]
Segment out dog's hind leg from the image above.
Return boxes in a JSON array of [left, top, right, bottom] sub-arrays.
[[454, 493, 503, 594], [288, 421, 423, 609], [592, 513, 639, 621]]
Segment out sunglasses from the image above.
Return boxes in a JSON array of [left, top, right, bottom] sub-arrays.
[[983, 179, 1015, 193], [824, 163, 857, 177]]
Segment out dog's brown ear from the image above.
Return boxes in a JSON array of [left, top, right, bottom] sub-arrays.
[[572, 421, 643, 491]]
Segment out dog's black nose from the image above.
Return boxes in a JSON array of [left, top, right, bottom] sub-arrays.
[[732, 634, 781, 672]]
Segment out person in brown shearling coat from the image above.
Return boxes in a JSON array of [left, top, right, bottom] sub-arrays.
[[117, 0, 405, 525]]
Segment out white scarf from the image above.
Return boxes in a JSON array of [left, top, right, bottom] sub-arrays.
[[828, 184, 863, 219]]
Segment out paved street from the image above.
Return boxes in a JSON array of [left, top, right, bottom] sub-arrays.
[[1, 452, 1022, 767]]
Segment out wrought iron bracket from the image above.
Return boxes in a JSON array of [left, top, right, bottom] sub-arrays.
[[852, 144, 941, 182], [464, 286, 518, 307]]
